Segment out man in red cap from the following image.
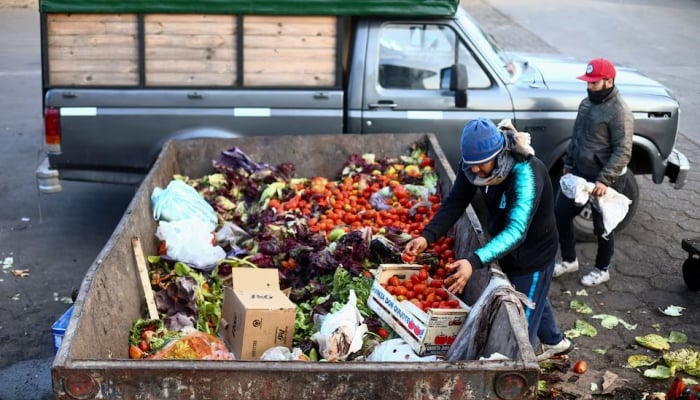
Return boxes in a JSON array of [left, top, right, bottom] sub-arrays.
[[553, 58, 634, 286]]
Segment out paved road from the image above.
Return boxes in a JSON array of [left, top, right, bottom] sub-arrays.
[[0, 2, 698, 399], [0, 8, 135, 400]]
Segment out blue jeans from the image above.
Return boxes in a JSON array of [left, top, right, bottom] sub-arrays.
[[555, 172, 628, 270], [508, 260, 563, 348]]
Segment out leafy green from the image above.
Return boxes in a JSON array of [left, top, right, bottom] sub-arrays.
[[570, 299, 592, 314], [592, 314, 637, 330], [635, 333, 670, 351], [564, 319, 597, 339], [643, 365, 673, 379], [659, 305, 685, 317], [663, 348, 700, 377], [668, 331, 688, 344], [628, 354, 659, 368]]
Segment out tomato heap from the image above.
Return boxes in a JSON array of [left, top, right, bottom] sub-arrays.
[[382, 266, 461, 311], [268, 172, 441, 238]]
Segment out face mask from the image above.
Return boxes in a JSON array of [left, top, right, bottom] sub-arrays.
[[587, 85, 614, 104]]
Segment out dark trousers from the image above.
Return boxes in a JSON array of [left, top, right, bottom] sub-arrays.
[[555, 172, 627, 270], [508, 260, 563, 348]]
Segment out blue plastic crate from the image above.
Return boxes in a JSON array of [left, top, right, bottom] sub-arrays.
[[51, 305, 74, 353]]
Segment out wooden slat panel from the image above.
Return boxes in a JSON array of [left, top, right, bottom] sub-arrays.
[[50, 72, 138, 86], [47, 14, 138, 86], [144, 14, 236, 86], [243, 16, 336, 87], [48, 46, 137, 60], [145, 73, 236, 86], [246, 35, 336, 49], [244, 73, 335, 87]]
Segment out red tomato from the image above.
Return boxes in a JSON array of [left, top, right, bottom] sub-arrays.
[[377, 328, 390, 339], [430, 279, 444, 288], [435, 288, 449, 299], [419, 268, 429, 281], [413, 284, 427, 295], [388, 276, 401, 287], [402, 253, 416, 263]]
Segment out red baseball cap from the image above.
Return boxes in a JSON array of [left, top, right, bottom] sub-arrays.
[[577, 58, 616, 82]]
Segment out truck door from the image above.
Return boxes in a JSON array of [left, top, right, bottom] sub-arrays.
[[356, 20, 514, 170]]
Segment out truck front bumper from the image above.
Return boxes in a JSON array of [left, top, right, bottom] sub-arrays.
[[665, 148, 689, 190]]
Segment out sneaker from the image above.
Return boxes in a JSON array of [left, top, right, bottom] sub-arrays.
[[553, 259, 579, 277], [537, 338, 573, 361], [581, 269, 610, 286]]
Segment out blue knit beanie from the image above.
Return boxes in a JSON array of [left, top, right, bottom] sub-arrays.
[[460, 118, 504, 165]]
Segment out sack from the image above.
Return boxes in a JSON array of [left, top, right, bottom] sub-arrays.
[[151, 180, 218, 227]]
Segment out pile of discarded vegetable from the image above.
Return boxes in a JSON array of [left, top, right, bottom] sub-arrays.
[[129, 141, 459, 361]]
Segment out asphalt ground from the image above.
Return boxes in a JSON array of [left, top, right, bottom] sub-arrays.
[[466, 0, 700, 397], [0, 1, 698, 399]]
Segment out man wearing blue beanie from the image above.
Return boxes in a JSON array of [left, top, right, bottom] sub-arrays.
[[406, 117, 571, 360]]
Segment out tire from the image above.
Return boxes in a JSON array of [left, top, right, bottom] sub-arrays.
[[553, 171, 639, 243]]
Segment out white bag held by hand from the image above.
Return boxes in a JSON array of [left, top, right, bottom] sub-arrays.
[[151, 179, 218, 226], [560, 174, 595, 206], [592, 188, 632, 238], [156, 219, 226, 271]]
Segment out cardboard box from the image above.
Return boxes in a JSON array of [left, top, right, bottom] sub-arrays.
[[367, 264, 470, 356], [52, 305, 74, 353], [219, 268, 296, 360]]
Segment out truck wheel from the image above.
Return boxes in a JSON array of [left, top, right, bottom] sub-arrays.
[[683, 257, 700, 291], [554, 171, 639, 243]]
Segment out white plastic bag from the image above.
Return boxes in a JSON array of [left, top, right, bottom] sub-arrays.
[[592, 189, 632, 238], [560, 174, 631, 237], [311, 290, 368, 362], [366, 339, 437, 362], [559, 174, 594, 206], [156, 219, 226, 271], [151, 180, 218, 226], [260, 346, 310, 361]]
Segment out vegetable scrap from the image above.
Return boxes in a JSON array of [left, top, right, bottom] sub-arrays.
[[129, 141, 459, 361]]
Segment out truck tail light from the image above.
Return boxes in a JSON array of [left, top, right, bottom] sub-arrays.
[[44, 107, 61, 153]]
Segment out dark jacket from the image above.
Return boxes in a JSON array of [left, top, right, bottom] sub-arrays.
[[563, 86, 634, 186], [421, 157, 558, 276]]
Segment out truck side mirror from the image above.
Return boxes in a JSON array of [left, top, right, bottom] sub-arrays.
[[440, 64, 468, 108]]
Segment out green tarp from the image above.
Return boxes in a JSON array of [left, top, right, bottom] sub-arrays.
[[40, 0, 459, 16]]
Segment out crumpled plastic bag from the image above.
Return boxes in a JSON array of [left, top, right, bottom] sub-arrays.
[[367, 338, 438, 362], [156, 218, 226, 271], [311, 290, 368, 362], [591, 188, 632, 238], [260, 346, 310, 361], [149, 330, 234, 360], [152, 179, 218, 227], [560, 174, 595, 206], [559, 174, 631, 237]]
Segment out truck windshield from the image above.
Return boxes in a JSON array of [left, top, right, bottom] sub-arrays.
[[456, 8, 519, 83]]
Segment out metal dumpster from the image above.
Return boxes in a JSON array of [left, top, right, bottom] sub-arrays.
[[52, 133, 539, 399]]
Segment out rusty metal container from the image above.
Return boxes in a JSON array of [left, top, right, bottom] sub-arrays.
[[52, 133, 539, 399]]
